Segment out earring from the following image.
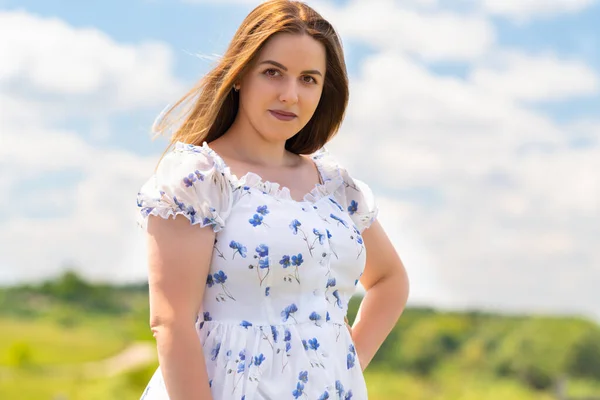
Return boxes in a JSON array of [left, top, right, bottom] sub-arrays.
[[233, 84, 240, 92]]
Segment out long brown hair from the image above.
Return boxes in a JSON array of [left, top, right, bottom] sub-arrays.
[[154, 0, 349, 158]]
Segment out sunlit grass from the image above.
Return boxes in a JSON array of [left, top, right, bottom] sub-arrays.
[[0, 317, 128, 366]]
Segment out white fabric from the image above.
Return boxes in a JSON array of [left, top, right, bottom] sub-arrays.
[[137, 141, 378, 400]]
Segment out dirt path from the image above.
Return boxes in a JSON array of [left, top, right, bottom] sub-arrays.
[[81, 341, 156, 378], [0, 341, 158, 379]]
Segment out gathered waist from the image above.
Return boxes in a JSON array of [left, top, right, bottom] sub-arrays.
[[196, 317, 347, 330]]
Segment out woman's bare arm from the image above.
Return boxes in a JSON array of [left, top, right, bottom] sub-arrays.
[[147, 215, 215, 400], [351, 220, 410, 370]]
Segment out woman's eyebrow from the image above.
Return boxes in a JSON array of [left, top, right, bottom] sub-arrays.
[[258, 60, 323, 76]]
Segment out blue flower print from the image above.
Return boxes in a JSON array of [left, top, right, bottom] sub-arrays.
[[265, 286, 270, 296], [214, 270, 227, 284], [313, 228, 326, 245], [309, 311, 322, 326], [229, 240, 247, 259], [329, 197, 344, 211], [347, 200, 358, 215], [336, 380, 345, 398], [292, 382, 305, 399], [281, 303, 298, 323], [234, 184, 252, 200], [347, 353, 355, 369], [183, 170, 205, 188], [279, 255, 291, 268], [288, 253, 304, 284], [281, 327, 293, 371], [173, 196, 185, 211], [318, 391, 330, 400], [256, 244, 269, 257], [330, 213, 349, 228], [237, 362, 246, 373], [271, 326, 278, 342], [326, 277, 337, 290], [206, 274, 214, 288], [140, 206, 154, 218], [259, 257, 269, 268], [289, 219, 301, 234], [289, 220, 318, 256], [186, 206, 199, 224], [347, 344, 357, 369], [345, 390, 354, 400], [281, 253, 304, 284], [212, 270, 236, 301], [332, 290, 343, 308], [211, 342, 221, 361], [256, 205, 270, 215], [326, 229, 339, 259], [251, 244, 270, 286], [249, 212, 270, 227], [239, 349, 246, 361], [203, 312, 212, 321], [183, 174, 195, 188], [306, 337, 325, 368], [249, 214, 263, 227], [325, 277, 337, 300], [298, 370, 308, 383], [351, 226, 365, 258], [292, 254, 304, 266], [254, 353, 266, 366], [326, 311, 331, 322], [168, 195, 198, 224], [240, 320, 253, 329]]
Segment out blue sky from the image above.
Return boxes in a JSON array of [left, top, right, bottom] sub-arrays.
[[1, 0, 598, 320]]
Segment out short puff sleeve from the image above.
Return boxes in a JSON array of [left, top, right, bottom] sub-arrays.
[[340, 169, 379, 233], [136, 145, 232, 232]]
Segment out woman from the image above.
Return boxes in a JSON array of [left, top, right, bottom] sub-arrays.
[[136, 1, 409, 399]]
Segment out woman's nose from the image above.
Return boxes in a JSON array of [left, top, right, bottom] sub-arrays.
[[279, 79, 299, 104]]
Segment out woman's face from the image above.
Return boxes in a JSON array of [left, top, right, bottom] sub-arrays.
[[237, 33, 327, 143]]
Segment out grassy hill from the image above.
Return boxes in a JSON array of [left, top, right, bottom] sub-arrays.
[[1, 271, 599, 399]]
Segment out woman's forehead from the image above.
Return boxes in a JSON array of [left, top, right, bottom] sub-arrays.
[[256, 33, 326, 72]]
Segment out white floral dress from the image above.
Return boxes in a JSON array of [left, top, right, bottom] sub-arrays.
[[137, 142, 378, 400]]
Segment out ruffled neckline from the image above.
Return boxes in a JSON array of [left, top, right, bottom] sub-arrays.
[[175, 141, 344, 204]]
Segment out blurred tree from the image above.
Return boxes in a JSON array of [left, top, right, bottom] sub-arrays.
[[566, 329, 600, 379]]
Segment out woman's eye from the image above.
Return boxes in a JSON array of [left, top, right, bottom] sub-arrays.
[[264, 69, 280, 77], [302, 75, 317, 84]]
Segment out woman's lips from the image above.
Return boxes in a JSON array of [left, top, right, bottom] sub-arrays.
[[269, 110, 297, 121]]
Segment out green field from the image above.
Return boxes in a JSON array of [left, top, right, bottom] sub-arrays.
[[1, 271, 599, 399]]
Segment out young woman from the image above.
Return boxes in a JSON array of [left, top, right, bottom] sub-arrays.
[[136, 1, 409, 399]]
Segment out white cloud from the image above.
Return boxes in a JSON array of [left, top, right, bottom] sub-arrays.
[[479, 0, 598, 20], [326, 47, 600, 319], [178, 0, 495, 62], [313, 0, 495, 62], [0, 10, 184, 282], [0, 11, 185, 118], [470, 51, 599, 102]]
